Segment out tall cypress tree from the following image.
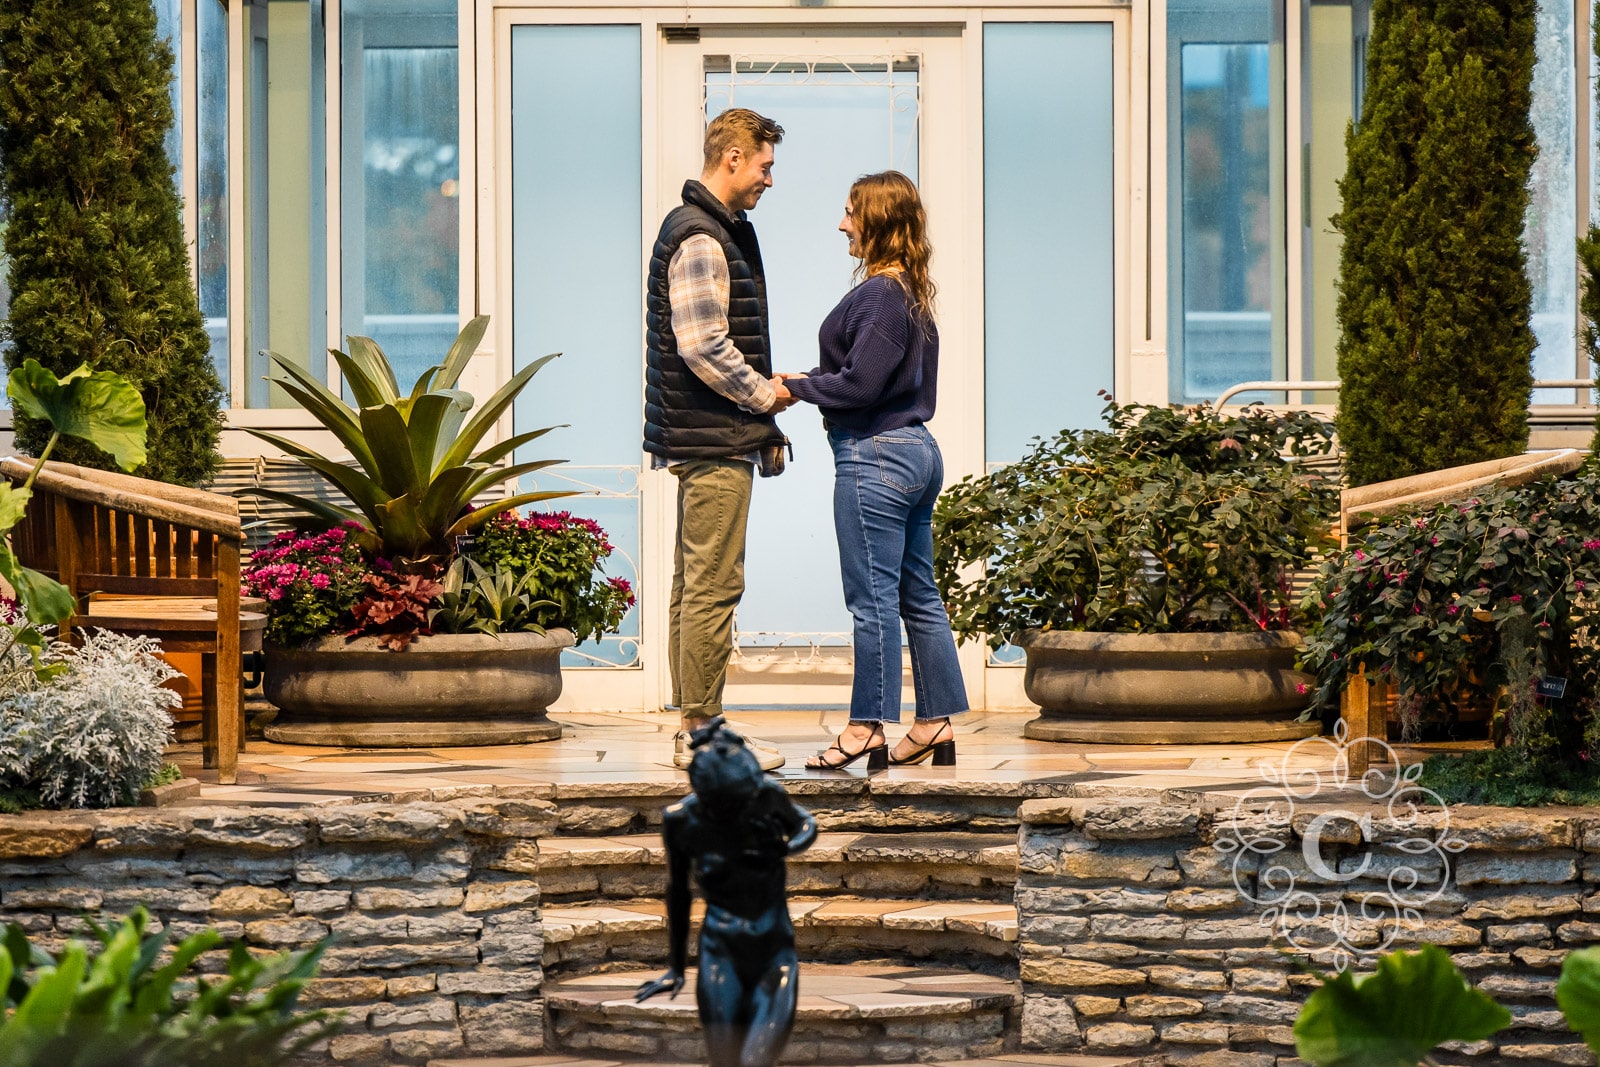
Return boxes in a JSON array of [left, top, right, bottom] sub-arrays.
[[1334, 0, 1536, 487], [0, 0, 223, 485]]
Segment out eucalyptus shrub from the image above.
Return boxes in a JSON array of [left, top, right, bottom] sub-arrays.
[[932, 400, 1338, 647], [0, 0, 224, 484], [1334, 0, 1536, 487], [1302, 469, 1600, 772]]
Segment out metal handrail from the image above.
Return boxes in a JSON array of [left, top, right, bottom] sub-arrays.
[[1214, 378, 1596, 408]]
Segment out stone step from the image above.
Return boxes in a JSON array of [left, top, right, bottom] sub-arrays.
[[543, 779, 1066, 836], [543, 963, 1023, 1063], [431, 1053, 1157, 1067], [537, 831, 1018, 905], [542, 898, 1019, 975]]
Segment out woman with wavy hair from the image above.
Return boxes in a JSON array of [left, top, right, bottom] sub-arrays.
[[775, 171, 970, 769]]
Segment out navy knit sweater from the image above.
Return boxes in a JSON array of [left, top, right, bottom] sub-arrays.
[[785, 274, 938, 436]]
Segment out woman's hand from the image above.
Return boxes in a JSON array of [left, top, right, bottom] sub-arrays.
[[774, 372, 808, 380]]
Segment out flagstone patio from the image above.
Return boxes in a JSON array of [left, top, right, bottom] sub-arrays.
[[162, 708, 1436, 808]]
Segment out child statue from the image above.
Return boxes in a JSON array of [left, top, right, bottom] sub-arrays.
[[635, 715, 818, 1067]]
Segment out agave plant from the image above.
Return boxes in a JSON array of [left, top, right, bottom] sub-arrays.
[[244, 316, 572, 568]]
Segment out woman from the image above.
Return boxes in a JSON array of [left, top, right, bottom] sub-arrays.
[[778, 171, 969, 770]]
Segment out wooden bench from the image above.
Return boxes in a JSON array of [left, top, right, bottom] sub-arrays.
[[1337, 449, 1586, 775], [1, 457, 266, 785]]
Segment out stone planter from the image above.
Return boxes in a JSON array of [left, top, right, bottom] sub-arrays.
[[1020, 629, 1320, 744], [262, 629, 574, 747]]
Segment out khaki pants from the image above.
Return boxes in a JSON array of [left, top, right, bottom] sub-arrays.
[[668, 459, 754, 721]]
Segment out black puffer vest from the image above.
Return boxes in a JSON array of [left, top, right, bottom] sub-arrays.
[[644, 181, 786, 460]]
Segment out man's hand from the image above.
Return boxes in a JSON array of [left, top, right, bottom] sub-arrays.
[[768, 376, 797, 413], [774, 372, 808, 381], [636, 969, 685, 1001]]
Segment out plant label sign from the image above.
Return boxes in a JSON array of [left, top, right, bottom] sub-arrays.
[[1538, 676, 1569, 700]]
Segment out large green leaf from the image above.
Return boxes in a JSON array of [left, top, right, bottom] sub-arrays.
[[341, 336, 401, 405], [238, 488, 371, 546], [472, 425, 559, 470], [0, 482, 32, 536], [401, 394, 466, 480], [0, 535, 75, 626], [357, 405, 421, 499], [1294, 946, 1510, 1067], [242, 429, 390, 517], [436, 354, 560, 472], [1559, 947, 1600, 1052], [262, 355, 378, 472], [7, 360, 147, 471], [432, 314, 489, 392], [449, 490, 579, 536]]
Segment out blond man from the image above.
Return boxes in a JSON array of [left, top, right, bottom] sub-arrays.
[[644, 108, 792, 770]]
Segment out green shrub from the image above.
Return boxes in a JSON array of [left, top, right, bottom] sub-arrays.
[[1302, 469, 1600, 781], [464, 510, 635, 644], [932, 400, 1337, 646], [0, 907, 335, 1066], [1333, 0, 1536, 487], [0, 0, 224, 485]]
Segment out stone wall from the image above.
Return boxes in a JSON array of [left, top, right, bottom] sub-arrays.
[[1018, 795, 1600, 1067], [0, 795, 554, 1065]]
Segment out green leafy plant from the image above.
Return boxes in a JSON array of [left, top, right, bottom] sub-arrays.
[[0, 907, 335, 1066], [1293, 945, 1510, 1066], [429, 558, 559, 637], [243, 316, 573, 569], [1558, 946, 1600, 1054], [932, 399, 1337, 647], [0, 0, 224, 485], [468, 510, 635, 644], [1333, 0, 1536, 487], [1302, 469, 1600, 799]]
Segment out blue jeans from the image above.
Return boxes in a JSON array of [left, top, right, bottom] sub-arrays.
[[828, 424, 970, 724]]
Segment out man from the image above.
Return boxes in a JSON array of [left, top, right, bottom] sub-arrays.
[[645, 107, 793, 770]]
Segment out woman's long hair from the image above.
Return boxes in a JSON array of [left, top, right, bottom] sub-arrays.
[[849, 171, 936, 326]]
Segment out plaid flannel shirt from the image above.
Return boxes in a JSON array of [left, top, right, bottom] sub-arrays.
[[667, 234, 777, 416]]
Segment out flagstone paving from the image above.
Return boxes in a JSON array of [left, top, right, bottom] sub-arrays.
[[165, 708, 1383, 807]]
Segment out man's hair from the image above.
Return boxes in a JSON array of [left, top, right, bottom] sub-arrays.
[[702, 108, 784, 171]]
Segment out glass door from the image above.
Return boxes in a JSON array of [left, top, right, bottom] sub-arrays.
[[658, 27, 969, 709]]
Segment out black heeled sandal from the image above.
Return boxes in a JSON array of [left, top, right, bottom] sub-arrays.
[[889, 722, 957, 766], [806, 731, 889, 771]]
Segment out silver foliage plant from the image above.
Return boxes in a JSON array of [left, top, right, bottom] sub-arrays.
[[0, 626, 179, 808]]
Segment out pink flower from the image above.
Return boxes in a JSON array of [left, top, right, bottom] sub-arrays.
[[1447, 605, 1460, 616], [1509, 594, 1522, 603], [1586, 540, 1600, 550], [1295, 682, 1309, 695], [310, 573, 331, 590], [1579, 581, 1588, 592]]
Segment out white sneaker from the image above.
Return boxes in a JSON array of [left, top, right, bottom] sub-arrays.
[[673, 729, 786, 771]]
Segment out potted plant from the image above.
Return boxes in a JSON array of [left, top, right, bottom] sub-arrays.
[[1302, 467, 1600, 804], [932, 398, 1338, 743], [241, 317, 634, 747]]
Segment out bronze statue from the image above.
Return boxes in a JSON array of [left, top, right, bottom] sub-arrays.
[[636, 716, 818, 1067]]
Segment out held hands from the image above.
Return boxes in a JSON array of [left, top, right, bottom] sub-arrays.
[[635, 969, 685, 1002], [767, 372, 809, 414]]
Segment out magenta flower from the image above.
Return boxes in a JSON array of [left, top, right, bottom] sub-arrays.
[[1509, 594, 1522, 603]]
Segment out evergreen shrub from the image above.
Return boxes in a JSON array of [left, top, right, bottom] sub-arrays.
[[0, 0, 224, 485], [1334, 0, 1536, 487]]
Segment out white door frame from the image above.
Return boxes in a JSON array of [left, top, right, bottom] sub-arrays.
[[476, 3, 1136, 713]]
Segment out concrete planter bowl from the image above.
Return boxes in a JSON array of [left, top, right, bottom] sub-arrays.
[[262, 629, 574, 747], [1020, 629, 1321, 744]]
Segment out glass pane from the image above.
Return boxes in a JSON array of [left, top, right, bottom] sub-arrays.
[[983, 23, 1115, 460], [706, 57, 919, 648], [510, 24, 643, 668], [1528, 0, 1576, 402], [255, 0, 328, 407], [1306, 4, 1353, 395], [340, 0, 458, 395], [1167, 0, 1285, 403], [154, 0, 182, 186], [198, 0, 229, 395]]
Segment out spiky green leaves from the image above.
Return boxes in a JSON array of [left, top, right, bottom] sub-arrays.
[[245, 315, 574, 567]]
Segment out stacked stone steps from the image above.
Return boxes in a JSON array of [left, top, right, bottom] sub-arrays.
[[430, 1052, 1160, 1067], [536, 786, 1034, 1062], [538, 831, 1020, 975], [542, 963, 1020, 1063]]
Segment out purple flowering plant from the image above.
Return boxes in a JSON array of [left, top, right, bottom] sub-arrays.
[[467, 510, 635, 644], [242, 523, 372, 647], [1301, 467, 1600, 767]]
